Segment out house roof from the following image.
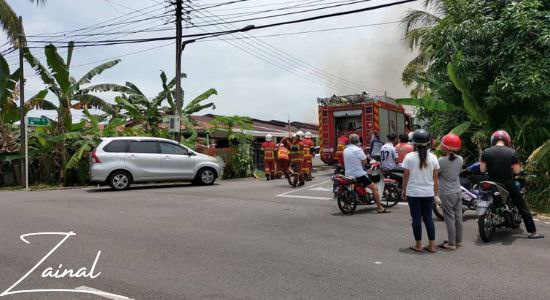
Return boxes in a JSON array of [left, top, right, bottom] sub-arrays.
[[188, 114, 319, 138], [96, 114, 319, 138]]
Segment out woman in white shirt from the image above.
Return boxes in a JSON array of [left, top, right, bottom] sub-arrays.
[[402, 129, 440, 253]]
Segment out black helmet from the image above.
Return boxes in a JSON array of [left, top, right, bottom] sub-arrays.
[[412, 129, 431, 146]]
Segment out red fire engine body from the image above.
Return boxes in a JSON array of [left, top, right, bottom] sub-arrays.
[[318, 94, 413, 165]]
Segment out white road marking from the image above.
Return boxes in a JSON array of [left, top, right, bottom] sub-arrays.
[[276, 180, 331, 198], [373, 261, 383, 265], [308, 187, 333, 192], [75, 286, 133, 300], [279, 194, 334, 201]]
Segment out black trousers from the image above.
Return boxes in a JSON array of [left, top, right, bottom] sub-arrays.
[[504, 182, 537, 233]]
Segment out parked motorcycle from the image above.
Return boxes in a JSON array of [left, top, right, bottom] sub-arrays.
[[432, 163, 485, 221], [332, 161, 400, 214], [477, 179, 525, 242]]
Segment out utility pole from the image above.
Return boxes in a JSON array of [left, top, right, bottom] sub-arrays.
[[18, 16, 26, 188], [175, 0, 183, 142]]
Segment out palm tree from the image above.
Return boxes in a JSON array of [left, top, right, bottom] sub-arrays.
[[0, 0, 46, 45], [24, 42, 120, 133], [400, 0, 446, 97]]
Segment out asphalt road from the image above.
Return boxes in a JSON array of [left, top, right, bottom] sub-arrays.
[[0, 171, 549, 300]]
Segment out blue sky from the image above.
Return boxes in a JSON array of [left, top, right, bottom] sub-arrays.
[[2, 0, 421, 123]]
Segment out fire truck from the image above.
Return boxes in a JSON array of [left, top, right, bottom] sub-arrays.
[[318, 93, 413, 164]]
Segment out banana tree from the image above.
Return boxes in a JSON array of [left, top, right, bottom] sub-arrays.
[[65, 109, 124, 170], [85, 71, 217, 137], [24, 42, 120, 133], [397, 58, 488, 136], [1, 53, 53, 150]]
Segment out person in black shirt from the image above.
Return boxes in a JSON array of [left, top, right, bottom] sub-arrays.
[[480, 130, 543, 239]]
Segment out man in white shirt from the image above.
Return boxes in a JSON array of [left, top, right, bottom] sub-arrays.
[[380, 133, 399, 170], [344, 134, 390, 213]]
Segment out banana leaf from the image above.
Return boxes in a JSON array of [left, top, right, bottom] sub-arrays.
[[395, 97, 461, 111]]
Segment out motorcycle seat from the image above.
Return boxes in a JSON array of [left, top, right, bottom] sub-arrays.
[[343, 175, 357, 182]]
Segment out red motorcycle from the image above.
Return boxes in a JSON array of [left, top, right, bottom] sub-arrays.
[[332, 161, 401, 214]]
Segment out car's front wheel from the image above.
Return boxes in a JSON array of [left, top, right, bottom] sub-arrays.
[[194, 168, 217, 185], [108, 170, 132, 191]]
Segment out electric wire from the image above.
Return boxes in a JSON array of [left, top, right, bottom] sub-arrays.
[[187, 2, 369, 94]]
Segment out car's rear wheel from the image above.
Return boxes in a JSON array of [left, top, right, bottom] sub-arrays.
[[108, 171, 131, 191], [194, 168, 217, 185]]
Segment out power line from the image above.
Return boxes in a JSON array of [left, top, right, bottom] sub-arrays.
[[187, 0, 381, 28], [23, 0, 417, 47], [196, 20, 400, 41], [188, 2, 371, 94], [185, 4, 354, 94]]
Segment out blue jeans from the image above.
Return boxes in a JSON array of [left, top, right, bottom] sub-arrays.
[[408, 196, 435, 241]]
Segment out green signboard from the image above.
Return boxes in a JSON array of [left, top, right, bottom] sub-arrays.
[[27, 117, 49, 126]]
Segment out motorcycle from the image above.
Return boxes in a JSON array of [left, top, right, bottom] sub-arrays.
[[477, 179, 525, 242], [432, 163, 485, 221], [332, 161, 400, 214]]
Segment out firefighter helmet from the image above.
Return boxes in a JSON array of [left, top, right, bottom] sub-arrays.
[[265, 134, 272, 141]]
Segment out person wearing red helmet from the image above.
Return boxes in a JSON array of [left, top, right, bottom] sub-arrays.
[[480, 130, 543, 239], [437, 133, 464, 250]]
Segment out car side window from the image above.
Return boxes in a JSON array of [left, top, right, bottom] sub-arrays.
[[160, 142, 189, 155], [103, 140, 129, 153], [128, 141, 160, 154]]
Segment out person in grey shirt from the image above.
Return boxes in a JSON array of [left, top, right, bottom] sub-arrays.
[[437, 134, 464, 250]]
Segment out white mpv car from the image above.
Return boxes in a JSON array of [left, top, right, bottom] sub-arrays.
[[90, 137, 222, 190]]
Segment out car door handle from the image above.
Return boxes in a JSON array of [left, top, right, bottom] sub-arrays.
[[129, 154, 136, 160], [163, 156, 170, 160]]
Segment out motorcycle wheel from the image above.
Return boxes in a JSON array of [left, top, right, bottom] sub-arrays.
[[433, 202, 445, 221], [338, 191, 357, 214], [381, 185, 400, 208], [478, 208, 495, 242]]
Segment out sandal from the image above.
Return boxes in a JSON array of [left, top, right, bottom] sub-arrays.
[[437, 242, 456, 250], [423, 247, 437, 253], [409, 246, 423, 253], [528, 234, 544, 239], [377, 209, 391, 214]]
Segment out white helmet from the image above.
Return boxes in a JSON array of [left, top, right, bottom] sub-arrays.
[[408, 132, 414, 142], [265, 134, 272, 141], [291, 133, 297, 138], [296, 131, 304, 138], [305, 131, 312, 138]]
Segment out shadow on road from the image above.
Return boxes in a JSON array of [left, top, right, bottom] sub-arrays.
[[398, 247, 427, 256], [474, 229, 524, 246], [330, 207, 379, 216], [86, 183, 215, 193]]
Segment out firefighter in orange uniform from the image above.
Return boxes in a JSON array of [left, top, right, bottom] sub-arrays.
[[335, 132, 349, 172], [261, 134, 276, 180], [282, 133, 305, 186], [302, 131, 315, 181], [276, 141, 290, 179]]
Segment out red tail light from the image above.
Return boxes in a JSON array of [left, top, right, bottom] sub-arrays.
[[91, 151, 101, 163], [480, 182, 493, 191]]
